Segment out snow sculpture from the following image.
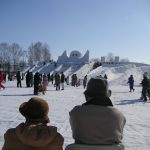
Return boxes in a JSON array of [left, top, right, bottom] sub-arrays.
[[57, 50, 89, 64]]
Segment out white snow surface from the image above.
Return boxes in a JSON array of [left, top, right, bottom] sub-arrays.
[[0, 64, 150, 150]]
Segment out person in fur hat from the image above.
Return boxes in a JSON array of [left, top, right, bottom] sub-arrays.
[[2, 97, 64, 150], [69, 77, 126, 145]]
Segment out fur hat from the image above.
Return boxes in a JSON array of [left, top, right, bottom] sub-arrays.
[[19, 97, 49, 123], [84, 77, 111, 98]]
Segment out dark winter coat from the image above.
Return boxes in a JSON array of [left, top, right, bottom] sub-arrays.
[[61, 74, 65, 83], [128, 76, 134, 89], [34, 73, 41, 86], [16, 71, 21, 81], [26, 71, 30, 86], [83, 76, 87, 88], [2, 122, 64, 150], [55, 74, 60, 85], [141, 76, 150, 89]]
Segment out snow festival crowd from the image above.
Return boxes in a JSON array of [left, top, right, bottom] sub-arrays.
[[0, 70, 150, 150]]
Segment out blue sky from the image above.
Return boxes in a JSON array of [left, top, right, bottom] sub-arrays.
[[0, 0, 150, 64]]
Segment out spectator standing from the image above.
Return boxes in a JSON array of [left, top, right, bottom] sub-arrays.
[[16, 71, 22, 88], [61, 72, 65, 90], [55, 73, 60, 90], [83, 75, 87, 89], [141, 75, 150, 101], [26, 71, 30, 87], [51, 74, 54, 84], [42, 73, 49, 94], [34, 72, 41, 95]]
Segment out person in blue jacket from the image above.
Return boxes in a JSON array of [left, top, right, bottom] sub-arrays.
[[127, 75, 134, 92]]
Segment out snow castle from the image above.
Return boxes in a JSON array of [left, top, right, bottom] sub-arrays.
[[57, 50, 89, 65]]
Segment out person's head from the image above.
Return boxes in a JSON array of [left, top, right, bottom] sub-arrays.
[[84, 77, 111, 101], [143, 72, 148, 78], [19, 97, 49, 124]]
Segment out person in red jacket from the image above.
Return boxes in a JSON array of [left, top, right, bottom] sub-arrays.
[[0, 71, 5, 89]]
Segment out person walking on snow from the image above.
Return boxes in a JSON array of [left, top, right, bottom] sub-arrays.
[[141, 75, 150, 101], [127, 75, 134, 92]]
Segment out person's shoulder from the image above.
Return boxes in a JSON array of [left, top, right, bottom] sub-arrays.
[[4, 128, 16, 139], [70, 105, 82, 111], [5, 128, 15, 134], [47, 125, 64, 140], [108, 107, 126, 120], [69, 105, 83, 113]]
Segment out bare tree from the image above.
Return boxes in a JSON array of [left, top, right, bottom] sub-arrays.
[[0, 43, 9, 63], [42, 43, 51, 63], [0, 43, 11, 71], [9, 43, 23, 71], [28, 42, 51, 65]]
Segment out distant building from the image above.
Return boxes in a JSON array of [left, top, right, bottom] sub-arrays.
[[114, 56, 119, 63], [101, 56, 105, 63], [57, 50, 89, 64]]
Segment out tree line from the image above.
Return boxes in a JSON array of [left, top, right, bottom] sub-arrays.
[[0, 42, 129, 72], [0, 42, 52, 72]]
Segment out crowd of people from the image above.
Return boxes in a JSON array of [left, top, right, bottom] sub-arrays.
[[1, 69, 150, 149], [2, 77, 126, 150], [1, 69, 150, 102], [0, 70, 87, 94]]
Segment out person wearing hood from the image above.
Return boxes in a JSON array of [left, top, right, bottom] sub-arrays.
[[69, 77, 126, 146], [2, 97, 64, 150]]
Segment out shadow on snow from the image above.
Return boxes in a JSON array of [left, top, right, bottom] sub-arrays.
[[0, 94, 33, 96], [116, 99, 145, 105]]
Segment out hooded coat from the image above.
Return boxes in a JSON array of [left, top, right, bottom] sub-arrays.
[[2, 122, 64, 150], [69, 97, 126, 145]]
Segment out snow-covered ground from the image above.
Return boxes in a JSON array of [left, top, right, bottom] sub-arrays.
[[0, 64, 150, 150]]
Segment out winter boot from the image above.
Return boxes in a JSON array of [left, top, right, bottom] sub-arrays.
[[143, 97, 147, 102]]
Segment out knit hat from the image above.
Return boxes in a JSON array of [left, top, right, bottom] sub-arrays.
[[19, 97, 49, 123], [84, 77, 111, 99]]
